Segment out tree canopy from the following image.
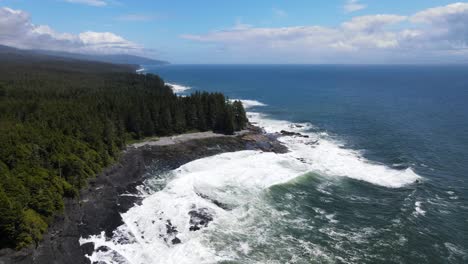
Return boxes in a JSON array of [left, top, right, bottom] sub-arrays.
[[0, 57, 247, 249]]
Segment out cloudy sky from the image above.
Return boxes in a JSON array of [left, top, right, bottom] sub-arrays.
[[0, 0, 467, 63]]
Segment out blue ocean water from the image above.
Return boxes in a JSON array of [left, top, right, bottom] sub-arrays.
[[151, 65, 468, 262], [85, 65, 467, 263]]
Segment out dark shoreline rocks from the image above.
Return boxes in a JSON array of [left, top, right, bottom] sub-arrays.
[[280, 130, 310, 138], [0, 127, 286, 264]]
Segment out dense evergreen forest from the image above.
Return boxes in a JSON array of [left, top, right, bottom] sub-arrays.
[[0, 54, 248, 249]]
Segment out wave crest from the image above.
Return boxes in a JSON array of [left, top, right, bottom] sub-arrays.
[[248, 112, 421, 188], [167, 82, 191, 93], [230, 99, 267, 109], [80, 99, 423, 264]]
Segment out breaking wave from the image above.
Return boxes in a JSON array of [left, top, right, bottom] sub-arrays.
[[80, 99, 422, 263], [231, 99, 267, 109], [167, 82, 191, 94]]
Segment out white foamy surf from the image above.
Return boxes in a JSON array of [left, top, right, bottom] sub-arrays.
[[413, 201, 426, 216], [80, 99, 422, 263], [166, 82, 191, 94], [80, 150, 312, 263], [230, 99, 267, 109], [247, 111, 421, 188]]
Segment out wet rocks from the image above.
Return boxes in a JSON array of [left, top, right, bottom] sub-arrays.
[[165, 220, 178, 235], [171, 238, 181, 245], [280, 130, 309, 138], [164, 220, 182, 245], [96, 246, 109, 252], [189, 208, 214, 232], [196, 192, 231, 210], [0, 124, 288, 264], [280, 130, 297, 136], [297, 158, 307, 163], [241, 133, 288, 153]]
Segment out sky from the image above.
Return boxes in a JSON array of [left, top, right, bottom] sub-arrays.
[[0, 0, 468, 64]]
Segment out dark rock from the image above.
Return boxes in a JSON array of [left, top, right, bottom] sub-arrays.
[[189, 226, 201, 231], [297, 158, 307, 163], [96, 246, 109, 252], [280, 130, 298, 136], [171, 237, 181, 245], [0, 125, 287, 264], [280, 130, 309, 139], [196, 192, 231, 210], [166, 220, 178, 235], [241, 133, 288, 154], [189, 208, 214, 232]]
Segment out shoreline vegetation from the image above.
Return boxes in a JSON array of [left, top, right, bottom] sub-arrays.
[[0, 51, 248, 251], [0, 123, 288, 264]]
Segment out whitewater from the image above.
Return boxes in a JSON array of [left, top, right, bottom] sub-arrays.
[[80, 99, 422, 263], [166, 82, 191, 94]]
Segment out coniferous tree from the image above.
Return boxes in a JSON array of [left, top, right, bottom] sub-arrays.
[[223, 106, 235, 135], [0, 186, 18, 248], [0, 84, 5, 98], [0, 58, 249, 249], [232, 100, 248, 130]]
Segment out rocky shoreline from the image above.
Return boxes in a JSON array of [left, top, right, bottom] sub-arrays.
[[0, 126, 286, 264]]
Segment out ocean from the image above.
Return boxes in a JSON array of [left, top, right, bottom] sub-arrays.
[[82, 65, 468, 263]]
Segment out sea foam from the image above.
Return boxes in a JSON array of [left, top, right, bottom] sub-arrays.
[[166, 82, 191, 94], [231, 99, 267, 109], [80, 150, 310, 263], [248, 111, 421, 188], [80, 99, 422, 263]]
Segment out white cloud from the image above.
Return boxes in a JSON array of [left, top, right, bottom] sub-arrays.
[[181, 16, 406, 52], [408, 3, 468, 51], [411, 2, 468, 23], [181, 3, 468, 63], [64, 0, 107, 7], [342, 15, 407, 32], [0, 7, 142, 54], [344, 0, 367, 13]]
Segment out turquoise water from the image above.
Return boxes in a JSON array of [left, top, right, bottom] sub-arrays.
[[84, 65, 467, 264]]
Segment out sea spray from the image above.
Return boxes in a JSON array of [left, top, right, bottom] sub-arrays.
[[166, 82, 191, 94], [80, 99, 422, 263], [133, 64, 468, 263]]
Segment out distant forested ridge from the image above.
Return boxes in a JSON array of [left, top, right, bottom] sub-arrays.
[[0, 53, 247, 249], [0, 44, 169, 66]]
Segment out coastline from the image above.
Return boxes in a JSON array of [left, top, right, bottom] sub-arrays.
[[0, 126, 286, 264], [129, 130, 250, 148]]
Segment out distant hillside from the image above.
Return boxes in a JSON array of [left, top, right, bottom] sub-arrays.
[[0, 45, 18, 53], [0, 45, 169, 67], [33, 50, 170, 66], [0, 45, 137, 73]]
